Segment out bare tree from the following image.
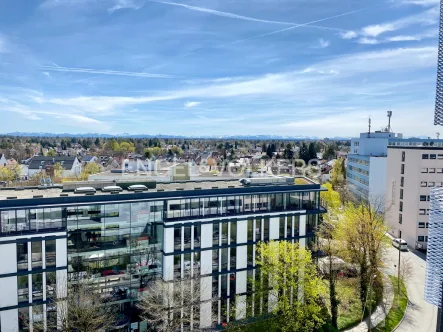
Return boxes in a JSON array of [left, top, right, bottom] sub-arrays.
[[25, 275, 118, 332], [138, 274, 203, 332]]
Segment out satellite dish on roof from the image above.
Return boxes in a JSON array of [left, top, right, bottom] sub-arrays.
[[40, 178, 45, 186], [46, 178, 52, 186]]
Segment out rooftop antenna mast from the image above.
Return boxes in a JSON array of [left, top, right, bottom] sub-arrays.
[[438, 132, 441, 139], [387, 111, 393, 132], [368, 116, 371, 138]]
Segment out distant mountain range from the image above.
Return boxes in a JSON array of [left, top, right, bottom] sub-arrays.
[[0, 132, 353, 140]]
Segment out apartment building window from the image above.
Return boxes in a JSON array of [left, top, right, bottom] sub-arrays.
[[427, 209, 430, 215], [221, 223, 228, 245], [279, 217, 285, 239], [418, 236, 425, 242], [438, 154, 443, 160], [17, 243, 28, 271], [399, 214, 402, 224], [431, 154, 437, 159], [427, 223, 430, 228], [230, 223, 236, 244], [429, 168, 436, 174], [32, 242, 42, 269], [32, 274, 43, 301], [213, 223, 220, 246], [419, 209, 426, 215], [422, 154, 429, 159], [422, 168, 428, 173], [418, 222, 425, 228], [428, 195, 431, 201], [183, 226, 192, 249], [438, 168, 443, 173], [401, 164, 405, 174], [247, 219, 253, 241], [17, 275, 28, 303], [421, 181, 427, 187], [438, 182, 443, 187], [401, 151, 405, 162], [46, 271, 56, 298], [429, 182, 435, 187], [420, 195, 427, 201], [194, 225, 201, 248], [400, 189, 403, 200], [400, 177, 404, 187], [45, 240, 56, 267], [399, 201, 403, 212]]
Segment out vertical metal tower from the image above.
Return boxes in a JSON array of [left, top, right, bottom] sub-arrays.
[[435, 0, 443, 125]]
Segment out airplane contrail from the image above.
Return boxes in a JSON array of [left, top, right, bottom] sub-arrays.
[[38, 65, 180, 79], [148, 0, 347, 32]]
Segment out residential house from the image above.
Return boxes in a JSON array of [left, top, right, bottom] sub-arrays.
[[26, 156, 82, 178]]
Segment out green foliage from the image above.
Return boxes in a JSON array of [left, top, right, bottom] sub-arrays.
[[253, 242, 328, 332], [77, 163, 101, 180], [335, 200, 388, 312], [47, 149, 57, 156], [330, 158, 346, 189], [323, 144, 337, 160], [0, 167, 15, 181]]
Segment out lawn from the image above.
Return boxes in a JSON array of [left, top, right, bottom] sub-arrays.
[[373, 276, 407, 332]]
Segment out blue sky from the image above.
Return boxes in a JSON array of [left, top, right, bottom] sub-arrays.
[[0, 0, 440, 137]]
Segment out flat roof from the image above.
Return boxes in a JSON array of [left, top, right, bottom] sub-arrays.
[[0, 177, 322, 209]]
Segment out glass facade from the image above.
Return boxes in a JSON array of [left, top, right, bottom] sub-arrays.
[[0, 186, 325, 331]]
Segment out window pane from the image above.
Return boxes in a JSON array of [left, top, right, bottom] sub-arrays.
[[213, 223, 219, 246], [221, 223, 228, 245], [45, 240, 56, 267], [31, 242, 42, 269], [17, 243, 28, 271], [18, 275, 29, 303], [32, 274, 43, 301], [230, 222, 236, 244], [184, 226, 192, 249], [46, 271, 57, 299], [194, 225, 201, 249]]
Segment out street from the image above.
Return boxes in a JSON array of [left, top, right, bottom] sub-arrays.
[[383, 244, 438, 332]]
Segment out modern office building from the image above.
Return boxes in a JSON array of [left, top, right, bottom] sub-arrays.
[[0, 177, 325, 331], [385, 142, 443, 250], [347, 130, 403, 200]]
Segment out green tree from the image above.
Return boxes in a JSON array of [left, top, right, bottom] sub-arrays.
[[144, 149, 153, 159], [299, 142, 309, 163], [335, 200, 388, 312], [118, 141, 135, 154], [308, 142, 317, 161], [249, 242, 328, 332], [330, 158, 346, 189], [324, 144, 337, 160], [0, 167, 14, 181], [318, 183, 342, 329], [77, 163, 101, 180], [283, 143, 294, 160]]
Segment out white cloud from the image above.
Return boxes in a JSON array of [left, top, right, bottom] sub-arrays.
[[108, 0, 142, 13], [318, 38, 330, 48], [184, 101, 201, 108], [361, 7, 438, 37], [357, 37, 380, 45], [44, 46, 437, 113], [393, 0, 439, 6], [386, 29, 438, 41], [340, 31, 358, 39]]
